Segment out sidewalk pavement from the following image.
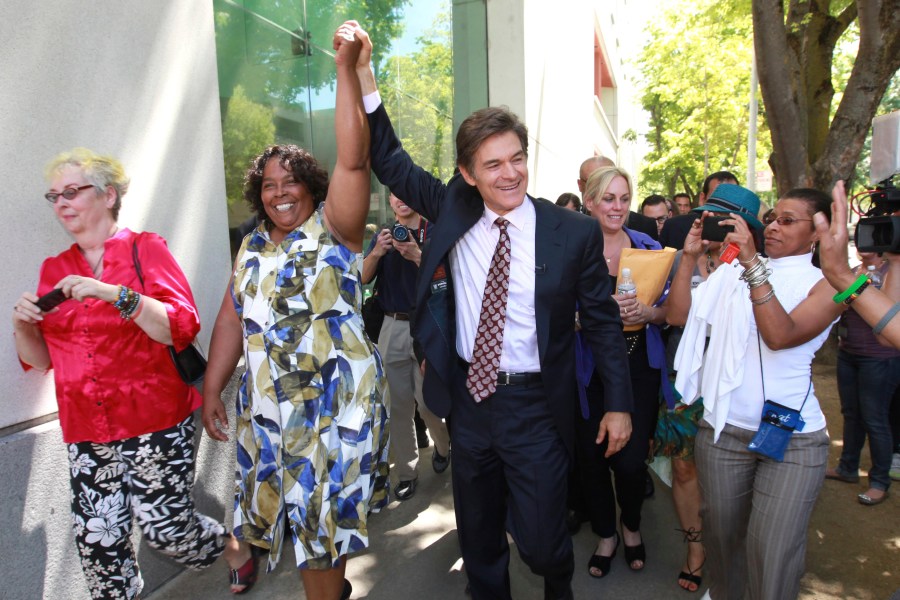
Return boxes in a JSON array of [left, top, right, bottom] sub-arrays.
[[149, 445, 699, 600], [149, 363, 899, 600]]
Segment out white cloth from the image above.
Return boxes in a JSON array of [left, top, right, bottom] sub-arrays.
[[674, 260, 749, 441], [452, 200, 540, 372], [674, 253, 834, 441]]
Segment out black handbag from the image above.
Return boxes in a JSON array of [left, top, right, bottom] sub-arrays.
[[132, 240, 207, 385], [362, 290, 385, 343]]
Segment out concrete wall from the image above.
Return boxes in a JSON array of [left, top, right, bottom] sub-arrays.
[[0, 1, 236, 597], [484, 0, 641, 202]]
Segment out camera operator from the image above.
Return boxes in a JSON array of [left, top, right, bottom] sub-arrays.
[[815, 181, 900, 349], [362, 193, 451, 501]]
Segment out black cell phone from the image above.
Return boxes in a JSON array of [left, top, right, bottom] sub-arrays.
[[35, 288, 67, 312], [701, 216, 734, 242]]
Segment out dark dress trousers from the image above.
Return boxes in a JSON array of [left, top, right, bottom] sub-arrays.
[[367, 103, 633, 600]]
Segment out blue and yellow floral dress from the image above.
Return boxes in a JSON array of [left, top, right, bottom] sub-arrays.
[[231, 206, 389, 570]]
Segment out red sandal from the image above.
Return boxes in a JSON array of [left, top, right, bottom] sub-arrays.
[[229, 554, 259, 595]]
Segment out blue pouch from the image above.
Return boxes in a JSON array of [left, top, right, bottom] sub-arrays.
[[747, 400, 805, 462]]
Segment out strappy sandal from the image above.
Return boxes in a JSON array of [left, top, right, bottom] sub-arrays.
[[621, 521, 646, 571], [229, 552, 259, 595], [587, 533, 619, 579], [676, 527, 704, 592]]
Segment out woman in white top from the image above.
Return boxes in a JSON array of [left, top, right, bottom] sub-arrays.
[[668, 187, 845, 600]]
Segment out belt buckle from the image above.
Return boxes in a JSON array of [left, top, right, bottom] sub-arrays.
[[501, 371, 511, 385]]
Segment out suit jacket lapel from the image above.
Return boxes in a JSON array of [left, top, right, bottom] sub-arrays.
[[533, 198, 564, 365]]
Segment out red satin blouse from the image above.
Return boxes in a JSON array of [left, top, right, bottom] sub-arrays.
[[33, 228, 201, 443]]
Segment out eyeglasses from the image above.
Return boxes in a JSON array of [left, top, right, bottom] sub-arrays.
[[44, 184, 95, 204], [762, 214, 813, 226]]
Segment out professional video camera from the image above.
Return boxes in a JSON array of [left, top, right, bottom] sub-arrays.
[[854, 111, 900, 253]]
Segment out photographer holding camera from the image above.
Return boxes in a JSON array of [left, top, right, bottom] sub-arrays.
[[362, 192, 451, 501]]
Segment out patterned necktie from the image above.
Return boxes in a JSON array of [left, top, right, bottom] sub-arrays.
[[467, 217, 511, 401]]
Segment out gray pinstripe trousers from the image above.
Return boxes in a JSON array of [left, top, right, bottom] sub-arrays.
[[695, 421, 829, 600]]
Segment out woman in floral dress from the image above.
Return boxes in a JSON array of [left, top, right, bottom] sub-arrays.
[[202, 22, 388, 600]]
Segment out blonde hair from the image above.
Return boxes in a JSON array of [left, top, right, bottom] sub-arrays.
[[584, 166, 633, 209], [44, 148, 130, 220]]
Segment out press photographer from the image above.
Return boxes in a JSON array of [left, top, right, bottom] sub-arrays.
[[361, 192, 450, 501]]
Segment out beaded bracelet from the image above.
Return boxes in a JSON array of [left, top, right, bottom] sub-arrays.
[[120, 292, 141, 319], [842, 280, 870, 306], [113, 285, 130, 310], [832, 274, 869, 304], [873, 303, 900, 335]]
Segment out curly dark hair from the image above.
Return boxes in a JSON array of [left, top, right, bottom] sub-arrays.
[[243, 144, 330, 227]]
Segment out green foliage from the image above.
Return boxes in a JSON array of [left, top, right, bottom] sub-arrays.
[[635, 0, 771, 200], [379, 5, 454, 181], [222, 85, 275, 225]]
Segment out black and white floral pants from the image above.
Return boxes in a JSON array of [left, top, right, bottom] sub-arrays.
[[67, 414, 225, 599]]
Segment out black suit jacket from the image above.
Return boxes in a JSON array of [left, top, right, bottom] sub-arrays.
[[366, 104, 633, 453], [659, 213, 696, 250]]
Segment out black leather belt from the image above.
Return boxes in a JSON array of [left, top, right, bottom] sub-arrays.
[[458, 358, 541, 386], [495, 371, 542, 386], [385, 312, 409, 321]]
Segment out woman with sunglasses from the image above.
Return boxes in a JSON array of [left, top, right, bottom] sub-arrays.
[[12, 148, 236, 599], [667, 187, 845, 600]]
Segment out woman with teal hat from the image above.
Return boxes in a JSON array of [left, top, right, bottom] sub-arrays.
[[661, 183, 767, 592], [667, 186, 846, 599]]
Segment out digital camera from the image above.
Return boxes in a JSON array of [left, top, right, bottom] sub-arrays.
[[391, 223, 411, 242], [855, 111, 900, 253]]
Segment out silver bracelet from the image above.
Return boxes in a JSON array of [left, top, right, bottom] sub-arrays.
[[750, 288, 776, 305]]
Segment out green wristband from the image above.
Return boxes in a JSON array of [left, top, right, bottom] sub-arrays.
[[833, 274, 869, 304]]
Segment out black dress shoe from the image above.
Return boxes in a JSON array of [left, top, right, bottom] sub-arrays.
[[644, 472, 655, 498], [432, 449, 451, 473], [395, 478, 418, 501]]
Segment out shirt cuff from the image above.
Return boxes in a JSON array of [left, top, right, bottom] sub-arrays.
[[363, 91, 382, 115]]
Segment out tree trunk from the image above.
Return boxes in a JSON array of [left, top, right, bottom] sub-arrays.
[[753, 0, 900, 195]]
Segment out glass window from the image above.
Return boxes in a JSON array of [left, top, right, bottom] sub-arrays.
[[212, 0, 455, 245]]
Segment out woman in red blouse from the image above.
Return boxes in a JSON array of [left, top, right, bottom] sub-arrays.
[[12, 148, 238, 599]]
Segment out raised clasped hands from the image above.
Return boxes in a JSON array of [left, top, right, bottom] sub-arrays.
[[333, 20, 364, 65]]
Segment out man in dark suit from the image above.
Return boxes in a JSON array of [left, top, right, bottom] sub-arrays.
[[659, 171, 739, 249], [351, 30, 632, 600]]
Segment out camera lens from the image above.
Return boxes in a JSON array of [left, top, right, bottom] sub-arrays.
[[391, 223, 410, 242]]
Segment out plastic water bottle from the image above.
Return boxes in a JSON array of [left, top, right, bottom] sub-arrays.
[[867, 265, 883, 288], [617, 267, 637, 296]]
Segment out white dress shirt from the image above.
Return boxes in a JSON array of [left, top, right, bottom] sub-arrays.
[[452, 200, 540, 372]]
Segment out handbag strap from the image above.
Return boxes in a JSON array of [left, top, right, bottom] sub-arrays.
[[757, 331, 811, 412], [131, 238, 144, 290]]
